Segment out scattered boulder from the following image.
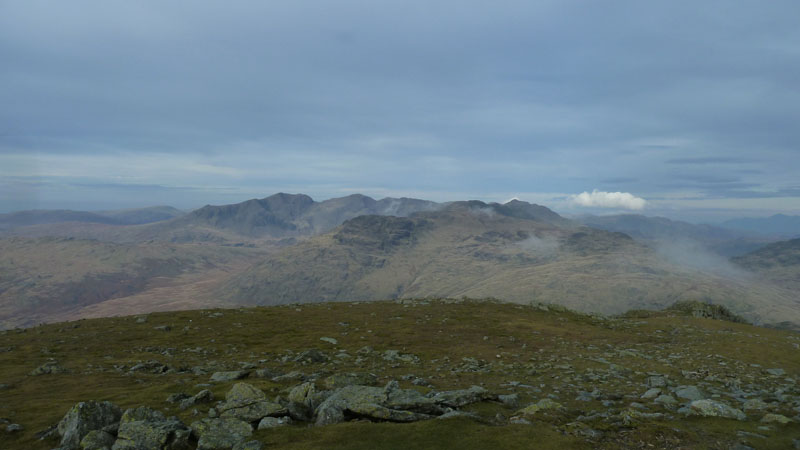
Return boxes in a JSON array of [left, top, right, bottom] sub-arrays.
[[498, 393, 520, 407], [57, 401, 122, 450], [675, 386, 705, 401], [31, 360, 67, 376], [112, 406, 190, 450], [287, 382, 317, 421], [218, 383, 287, 422], [257, 416, 292, 429], [518, 398, 564, 416], [294, 349, 328, 364], [761, 413, 792, 424], [654, 394, 678, 406], [743, 398, 769, 411], [686, 400, 746, 420], [315, 381, 441, 426], [210, 371, 249, 382], [179, 390, 214, 410], [6, 423, 23, 433], [319, 337, 338, 345], [641, 388, 661, 399], [190, 418, 253, 450], [765, 368, 785, 376], [323, 372, 378, 390], [429, 385, 491, 408]]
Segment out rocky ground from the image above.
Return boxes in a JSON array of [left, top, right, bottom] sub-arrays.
[[0, 298, 799, 449]]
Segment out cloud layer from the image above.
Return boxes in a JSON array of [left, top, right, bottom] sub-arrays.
[[1, 1, 799, 220], [571, 190, 647, 210]]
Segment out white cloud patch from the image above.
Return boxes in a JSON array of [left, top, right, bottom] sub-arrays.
[[570, 189, 647, 210]]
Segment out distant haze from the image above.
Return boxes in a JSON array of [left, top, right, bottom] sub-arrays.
[[1, 1, 799, 222]]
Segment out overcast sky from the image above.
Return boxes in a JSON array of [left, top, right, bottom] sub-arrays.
[[1, 1, 799, 221]]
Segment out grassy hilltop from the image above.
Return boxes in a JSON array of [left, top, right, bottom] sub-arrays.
[[1, 299, 799, 449]]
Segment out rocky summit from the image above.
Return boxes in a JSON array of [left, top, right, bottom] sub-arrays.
[[1, 298, 799, 449]]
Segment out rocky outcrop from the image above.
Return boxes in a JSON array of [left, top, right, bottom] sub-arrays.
[[112, 406, 190, 449], [57, 401, 122, 450], [190, 418, 253, 450]]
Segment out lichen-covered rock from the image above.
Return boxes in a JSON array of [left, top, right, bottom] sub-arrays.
[[217, 383, 287, 422], [518, 398, 564, 416], [743, 398, 769, 411], [225, 383, 265, 404], [761, 413, 792, 424], [57, 401, 122, 450], [112, 406, 190, 450], [191, 418, 253, 450], [287, 382, 317, 421], [79, 430, 115, 450], [315, 381, 446, 425], [429, 385, 490, 408], [687, 400, 746, 420]]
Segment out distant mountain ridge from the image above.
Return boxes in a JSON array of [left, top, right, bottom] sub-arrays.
[[579, 214, 771, 257], [0, 206, 184, 230], [722, 214, 800, 237]]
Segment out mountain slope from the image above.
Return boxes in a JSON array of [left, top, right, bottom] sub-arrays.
[[0, 206, 184, 230], [221, 202, 800, 326], [0, 237, 264, 329]]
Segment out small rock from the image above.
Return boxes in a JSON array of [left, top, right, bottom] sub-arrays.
[[319, 337, 338, 345], [654, 394, 678, 406], [518, 398, 564, 416], [498, 393, 520, 407], [640, 388, 661, 399], [210, 371, 249, 382], [179, 389, 214, 410], [765, 368, 785, 376], [6, 423, 23, 433], [646, 375, 667, 388], [761, 413, 792, 424], [31, 360, 67, 376], [743, 398, 769, 411], [257, 417, 292, 429], [233, 441, 263, 450]]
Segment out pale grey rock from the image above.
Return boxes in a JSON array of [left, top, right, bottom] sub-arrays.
[[57, 401, 122, 450]]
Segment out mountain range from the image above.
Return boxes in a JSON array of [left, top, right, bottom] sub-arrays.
[[0, 193, 798, 330]]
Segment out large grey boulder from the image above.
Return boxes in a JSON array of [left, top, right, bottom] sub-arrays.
[[216, 383, 288, 423], [57, 401, 122, 450], [686, 400, 746, 420], [191, 418, 253, 450], [179, 389, 214, 410], [112, 406, 190, 450], [287, 382, 318, 421], [315, 381, 439, 426], [675, 386, 705, 401], [428, 385, 491, 408]]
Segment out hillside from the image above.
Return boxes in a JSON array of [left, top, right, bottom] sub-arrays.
[[0, 238, 265, 329], [220, 202, 800, 327], [732, 239, 800, 326], [1, 299, 798, 449]]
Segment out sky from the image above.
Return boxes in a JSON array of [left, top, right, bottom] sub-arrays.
[[1, 1, 799, 222]]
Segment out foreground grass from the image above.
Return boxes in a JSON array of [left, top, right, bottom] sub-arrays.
[[1, 298, 799, 449]]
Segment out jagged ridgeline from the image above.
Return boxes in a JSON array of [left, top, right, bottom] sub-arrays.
[[1, 299, 799, 449]]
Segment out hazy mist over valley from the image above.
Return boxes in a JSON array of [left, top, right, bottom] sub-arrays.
[[2, 1, 800, 449]]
